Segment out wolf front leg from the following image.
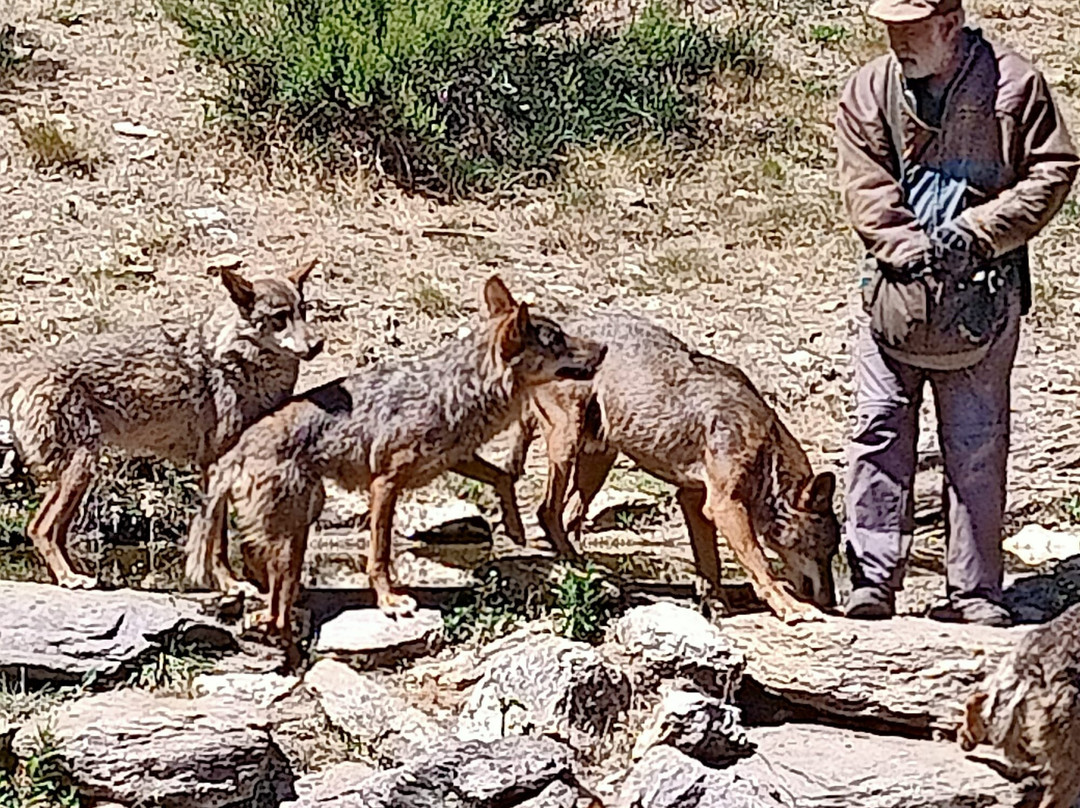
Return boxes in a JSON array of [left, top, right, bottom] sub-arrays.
[[702, 462, 825, 624], [367, 475, 416, 616]]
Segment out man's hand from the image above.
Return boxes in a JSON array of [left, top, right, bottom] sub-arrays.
[[931, 220, 991, 265]]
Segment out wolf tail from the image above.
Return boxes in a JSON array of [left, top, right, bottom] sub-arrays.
[[183, 453, 240, 591]]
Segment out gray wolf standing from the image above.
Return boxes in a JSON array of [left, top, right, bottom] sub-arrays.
[[183, 275, 606, 656], [837, 0, 1079, 623], [960, 602, 1080, 808], [507, 311, 839, 624], [1, 260, 323, 589]]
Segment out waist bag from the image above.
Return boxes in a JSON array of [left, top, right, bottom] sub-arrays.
[[861, 65, 1017, 369]]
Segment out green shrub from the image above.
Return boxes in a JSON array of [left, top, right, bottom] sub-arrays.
[[0, 726, 81, 808], [0, 466, 39, 548], [443, 559, 624, 645], [443, 564, 545, 645], [550, 561, 621, 643], [75, 453, 202, 547], [163, 0, 766, 194]]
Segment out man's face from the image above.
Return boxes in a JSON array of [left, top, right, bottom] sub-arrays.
[[886, 11, 963, 79]]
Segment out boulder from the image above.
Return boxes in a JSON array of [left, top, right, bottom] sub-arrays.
[[615, 745, 788, 808], [11, 690, 294, 807], [457, 631, 631, 761], [606, 603, 745, 703], [304, 658, 447, 765], [284, 736, 583, 807], [0, 581, 234, 683], [632, 686, 753, 767], [730, 724, 1029, 808]]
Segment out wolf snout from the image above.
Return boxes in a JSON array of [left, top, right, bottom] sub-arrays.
[[305, 338, 325, 361], [556, 343, 607, 381]]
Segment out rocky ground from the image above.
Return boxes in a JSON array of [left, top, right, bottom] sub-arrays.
[[0, 582, 1065, 807]]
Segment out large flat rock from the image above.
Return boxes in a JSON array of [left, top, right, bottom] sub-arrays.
[[720, 614, 1026, 733], [12, 689, 295, 807], [730, 724, 1029, 808], [0, 581, 235, 682]]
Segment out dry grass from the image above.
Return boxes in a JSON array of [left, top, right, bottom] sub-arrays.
[[0, 0, 1077, 585]]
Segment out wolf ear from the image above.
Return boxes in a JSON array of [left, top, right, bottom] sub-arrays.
[[797, 472, 836, 514], [287, 258, 318, 291], [498, 303, 530, 360], [220, 267, 256, 312], [484, 275, 517, 318]]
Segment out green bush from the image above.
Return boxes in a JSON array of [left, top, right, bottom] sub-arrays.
[[0, 726, 81, 808], [443, 559, 624, 645], [163, 0, 766, 194], [0, 452, 200, 550], [550, 561, 621, 643]]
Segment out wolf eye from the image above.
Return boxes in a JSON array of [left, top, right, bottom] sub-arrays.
[[538, 325, 565, 348], [270, 312, 289, 331]]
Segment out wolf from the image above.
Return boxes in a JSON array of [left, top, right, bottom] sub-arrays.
[[0, 260, 323, 589], [959, 602, 1080, 808], [505, 311, 840, 623], [182, 275, 607, 659]]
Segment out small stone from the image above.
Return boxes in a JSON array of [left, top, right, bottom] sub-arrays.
[[1004, 524, 1080, 567], [314, 609, 444, 668], [185, 206, 228, 224], [19, 271, 48, 286], [112, 121, 162, 138]]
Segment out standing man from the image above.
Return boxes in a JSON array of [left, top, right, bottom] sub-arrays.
[[837, 0, 1078, 624]]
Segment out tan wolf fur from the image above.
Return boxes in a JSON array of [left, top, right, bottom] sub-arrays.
[[505, 311, 840, 623], [0, 260, 323, 589], [183, 276, 607, 661], [959, 602, 1080, 808]]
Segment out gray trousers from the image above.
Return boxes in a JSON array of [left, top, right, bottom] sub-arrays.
[[844, 304, 1020, 604]]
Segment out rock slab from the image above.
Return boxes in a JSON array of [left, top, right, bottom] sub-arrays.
[[0, 581, 234, 682], [730, 724, 1029, 808], [11, 690, 295, 808], [721, 613, 1025, 733], [313, 608, 444, 667]]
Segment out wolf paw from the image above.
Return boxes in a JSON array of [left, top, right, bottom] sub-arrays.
[[57, 572, 98, 590], [765, 584, 826, 624], [378, 592, 417, 619], [224, 579, 260, 599]]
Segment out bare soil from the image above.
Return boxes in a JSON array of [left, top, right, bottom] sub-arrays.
[[2, 0, 1080, 614]]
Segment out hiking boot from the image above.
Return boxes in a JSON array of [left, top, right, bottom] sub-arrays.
[[844, 585, 895, 619], [928, 597, 1013, 627]]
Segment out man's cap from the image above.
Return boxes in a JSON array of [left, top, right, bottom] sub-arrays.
[[867, 0, 962, 23]]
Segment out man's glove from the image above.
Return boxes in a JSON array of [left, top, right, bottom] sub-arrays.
[[930, 220, 991, 265], [931, 220, 1006, 294]]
